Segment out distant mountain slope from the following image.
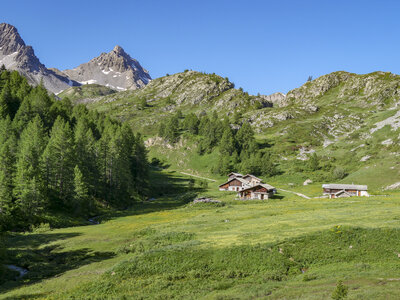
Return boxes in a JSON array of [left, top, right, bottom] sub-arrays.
[[68, 70, 400, 190], [0, 23, 151, 94], [62, 45, 151, 91], [61, 70, 273, 133], [0, 23, 79, 94], [58, 84, 117, 102]]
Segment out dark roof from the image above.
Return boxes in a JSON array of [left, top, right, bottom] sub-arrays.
[[322, 184, 368, 191]]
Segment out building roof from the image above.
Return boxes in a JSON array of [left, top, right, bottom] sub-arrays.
[[227, 172, 243, 177], [243, 174, 263, 181], [322, 184, 368, 191], [219, 177, 250, 187], [241, 183, 276, 192]]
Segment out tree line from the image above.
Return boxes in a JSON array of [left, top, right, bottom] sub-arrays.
[[0, 67, 149, 231], [158, 110, 278, 177]]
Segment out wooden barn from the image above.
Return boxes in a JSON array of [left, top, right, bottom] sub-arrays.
[[219, 177, 251, 192], [238, 183, 277, 200], [322, 184, 369, 198]]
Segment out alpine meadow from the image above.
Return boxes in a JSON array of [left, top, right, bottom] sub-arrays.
[[1, 2, 400, 299]]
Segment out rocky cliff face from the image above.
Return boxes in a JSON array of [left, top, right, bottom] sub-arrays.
[[0, 23, 78, 94], [62, 45, 151, 91], [0, 23, 152, 94]]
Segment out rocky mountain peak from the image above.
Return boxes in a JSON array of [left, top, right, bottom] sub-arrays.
[[112, 45, 125, 55], [0, 23, 77, 93], [0, 23, 152, 94], [0, 23, 26, 55], [63, 46, 151, 91]]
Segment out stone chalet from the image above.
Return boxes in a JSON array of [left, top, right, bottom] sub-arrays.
[[219, 173, 276, 200], [322, 184, 369, 199]]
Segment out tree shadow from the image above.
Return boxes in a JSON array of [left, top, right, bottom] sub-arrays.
[[95, 169, 206, 223], [1, 232, 114, 295]]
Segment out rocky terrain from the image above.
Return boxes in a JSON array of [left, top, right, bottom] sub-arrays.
[[60, 45, 151, 91], [0, 23, 151, 94], [64, 69, 400, 190], [0, 23, 78, 94]]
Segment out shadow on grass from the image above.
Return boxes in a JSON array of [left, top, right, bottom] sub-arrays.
[[1, 232, 114, 296], [95, 169, 206, 223]]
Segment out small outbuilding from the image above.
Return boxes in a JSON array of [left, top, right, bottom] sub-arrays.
[[322, 184, 369, 198]]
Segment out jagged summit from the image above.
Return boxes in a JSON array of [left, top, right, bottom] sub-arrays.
[[62, 45, 151, 91], [112, 45, 125, 55], [0, 23, 78, 93], [0, 23, 151, 94], [0, 23, 26, 54]]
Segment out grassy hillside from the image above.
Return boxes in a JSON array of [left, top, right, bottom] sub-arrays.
[[58, 84, 116, 101], [65, 70, 400, 191], [2, 170, 400, 299]]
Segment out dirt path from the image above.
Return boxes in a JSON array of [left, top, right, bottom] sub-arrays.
[[278, 188, 311, 199], [179, 172, 216, 182]]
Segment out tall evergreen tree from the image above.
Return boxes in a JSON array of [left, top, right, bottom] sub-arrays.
[[74, 119, 98, 195], [0, 120, 16, 225], [131, 133, 149, 198], [41, 116, 75, 205], [236, 121, 257, 153], [14, 116, 48, 220], [219, 125, 235, 156], [183, 113, 199, 134], [73, 165, 90, 215]]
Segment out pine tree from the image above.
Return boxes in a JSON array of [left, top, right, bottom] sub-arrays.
[[261, 152, 279, 177], [308, 153, 320, 171], [0, 127, 16, 225], [131, 133, 149, 198], [219, 125, 235, 156], [0, 84, 12, 118], [182, 113, 199, 134], [14, 116, 48, 220], [107, 127, 133, 204], [73, 165, 90, 215], [236, 121, 256, 152], [41, 116, 75, 205], [74, 119, 98, 195], [164, 115, 180, 142]]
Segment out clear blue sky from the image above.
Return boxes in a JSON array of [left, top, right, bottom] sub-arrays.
[[1, 0, 400, 95]]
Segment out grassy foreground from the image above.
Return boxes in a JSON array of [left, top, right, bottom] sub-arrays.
[[1, 171, 400, 299]]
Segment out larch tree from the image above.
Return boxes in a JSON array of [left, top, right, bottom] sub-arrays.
[[14, 116, 48, 220], [41, 116, 75, 206], [0, 118, 17, 225]]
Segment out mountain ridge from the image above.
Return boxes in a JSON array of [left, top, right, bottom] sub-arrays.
[[0, 23, 151, 94], [62, 45, 151, 91], [0, 23, 79, 93]]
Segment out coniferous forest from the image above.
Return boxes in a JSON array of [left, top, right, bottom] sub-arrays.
[[0, 67, 149, 232]]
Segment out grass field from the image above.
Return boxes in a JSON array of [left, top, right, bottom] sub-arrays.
[[1, 169, 400, 299]]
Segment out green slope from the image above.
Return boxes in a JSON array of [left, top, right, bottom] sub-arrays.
[[2, 172, 400, 299], [66, 70, 400, 190]]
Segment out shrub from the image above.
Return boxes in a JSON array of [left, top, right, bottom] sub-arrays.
[[30, 223, 51, 233], [198, 180, 208, 189], [331, 280, 348, 299], [333, 167, 347, 180]]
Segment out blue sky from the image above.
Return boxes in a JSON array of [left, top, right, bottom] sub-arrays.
[[1, 0, 400, 94]]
